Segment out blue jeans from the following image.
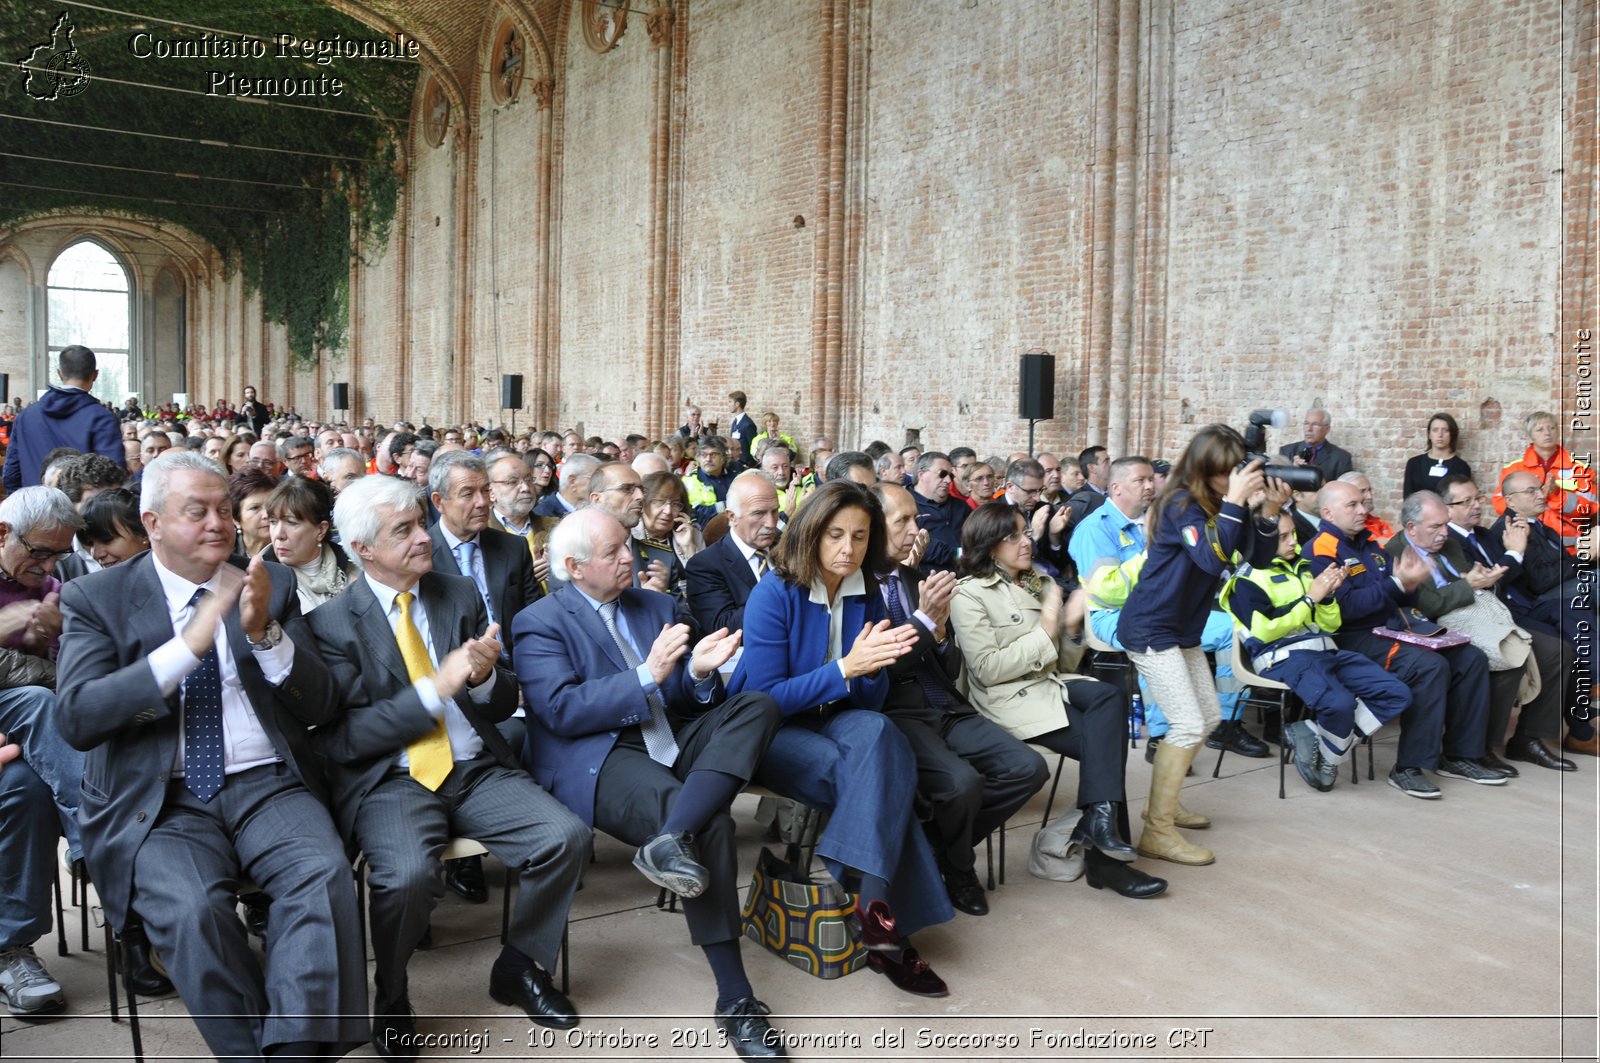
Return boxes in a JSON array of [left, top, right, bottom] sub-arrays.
[[0, 685, 81, 855], [1089, 609, 1244, 737], [0, 759, 56, 948], [755, 709, 954, 937]]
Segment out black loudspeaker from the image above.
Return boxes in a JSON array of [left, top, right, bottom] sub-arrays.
[[501, 374, 523, 410], [0, 374, 9, 404], [1018, 352, 1055, 420], [332, 382, 349, 410]]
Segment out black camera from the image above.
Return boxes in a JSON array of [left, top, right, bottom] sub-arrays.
[[1241, 409, 1324, 493]]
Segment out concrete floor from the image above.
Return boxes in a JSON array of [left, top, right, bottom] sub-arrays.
[[3, 731, 1596, 1062]]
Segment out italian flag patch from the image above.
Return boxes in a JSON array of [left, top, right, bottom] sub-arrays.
[[1182, 526, 1200, 548]]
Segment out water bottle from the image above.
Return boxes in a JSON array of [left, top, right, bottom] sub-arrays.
[[1128, 692, 1145, 744]]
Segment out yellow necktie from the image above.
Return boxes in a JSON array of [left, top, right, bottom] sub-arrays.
[[397, 591, 452, 790]]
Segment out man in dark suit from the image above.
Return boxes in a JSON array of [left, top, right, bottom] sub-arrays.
[[1387, 490, 1574, 773], [533, 453, 598, 519], [430, 448, 546, 901], [911, 452, 967, 574], [55, 451, 367, 1061], [686, 471, 779, 635], [515, 508, 787, 1059], [872, 485, 1050, 914], [726, 391, 758, 464], [1497, 469, 1600, 757], [428, 450, 541, 648], [311, 473, 589, 1059], [1278, 408, 1355, 481]]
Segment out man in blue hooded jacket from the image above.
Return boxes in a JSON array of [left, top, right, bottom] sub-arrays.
[[2, 346, 124, 492]]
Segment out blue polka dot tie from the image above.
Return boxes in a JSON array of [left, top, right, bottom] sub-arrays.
[[182, 588, 226, 802]]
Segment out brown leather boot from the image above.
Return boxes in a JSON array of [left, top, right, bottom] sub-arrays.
[[1136, 741, 1215, 866]]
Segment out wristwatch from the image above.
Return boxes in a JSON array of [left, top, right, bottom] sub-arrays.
[[244, 620, 284, 650]]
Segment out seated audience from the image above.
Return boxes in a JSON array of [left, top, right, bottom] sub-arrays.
[[684, 437, 738, 527], [534, 452, 599, 518], [912, 452, 967, 575], [687, 471, 780, 636], [229, 467, 278, 559], [263, 476, 355, 614], [1493, 411, 1597, 553], [77, 487, 149, 570]]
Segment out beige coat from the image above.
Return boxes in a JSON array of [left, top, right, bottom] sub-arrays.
[[949, 572, 1089, 741]]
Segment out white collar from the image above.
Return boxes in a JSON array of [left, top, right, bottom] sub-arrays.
[[808, 568, 865, 608], [364, 571, 420, 615], [150, 552, 224, 614]]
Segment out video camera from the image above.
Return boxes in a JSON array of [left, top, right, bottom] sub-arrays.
[[1242, 409, 1324, 493]]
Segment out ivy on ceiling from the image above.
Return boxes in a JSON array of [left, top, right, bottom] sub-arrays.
[[0, 0, 418, 365]]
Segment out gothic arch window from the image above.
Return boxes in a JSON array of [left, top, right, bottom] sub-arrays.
[[47, 239, 132, 401]]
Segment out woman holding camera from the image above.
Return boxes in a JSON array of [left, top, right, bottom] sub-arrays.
[[1117, 425, 1284, 865]]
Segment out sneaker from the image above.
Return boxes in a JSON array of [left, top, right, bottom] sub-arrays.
[[0, 944, 66, 1015], [1282, 721, 1326, 792], [1436, 756, 1509, 786], [1314, 753, 1340, 792], [1387, 766, 1442, 799]]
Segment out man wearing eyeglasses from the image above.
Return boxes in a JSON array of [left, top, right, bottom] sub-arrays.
[[0, 487, 86, 1016], [682, 436, 737, 528], [1277, 408, 1355, 481], [589, 463, 673, 597]]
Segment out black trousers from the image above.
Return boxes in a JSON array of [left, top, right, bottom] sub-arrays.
[[1026, 678, 1128, 808], [1336, 630, 1490, 768], [886, 708, 1049, 872], [1486, 628, 1569, 746], [592, 692, 781, 945]]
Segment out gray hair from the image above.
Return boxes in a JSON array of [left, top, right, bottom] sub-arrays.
[[428, 449, 486, 500], [1400, 490, 1445, 528], [276, 435, 312, 459], [333, 473, 424, 570], [632, 452, 670, 477], [319, 447, 364, 478], [726, 470, 776, 516], [0, 486, 84, 536], [559, 453, 601, 491], [1336, 471, 1371, 489], [547, 508, 616, 585], [139, 450, 226, 516]]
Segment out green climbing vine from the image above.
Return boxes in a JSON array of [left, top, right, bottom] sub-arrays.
[[0, 0, 416, 365]]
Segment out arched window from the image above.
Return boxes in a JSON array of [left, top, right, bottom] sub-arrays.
[[47, 240, 131, 401]]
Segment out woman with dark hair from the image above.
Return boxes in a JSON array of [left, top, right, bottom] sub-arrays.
[[228, 467, 278, 559], [950, 503, 1165, 898], [731, 481, 953, 996], [1117, 425, 1284, 865], [634, 472, 703, 603], [526, 446, 557, 499], [1402, 412, 1472, 499], [77, 488, 148, 570], [262, 476, 354, 612], [223, 435, 253, 476]]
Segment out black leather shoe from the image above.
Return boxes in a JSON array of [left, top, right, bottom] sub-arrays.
[[1072, 801, 1136, 862], [941, 865, 989, 916], [1505, 737, 1578, 772], [633, 832, 708, 899], [240, 893, 270, 939], [445, 855, 489, 904], [1083, 848, 1167, 899], [715, 997, 788, 1058], [1205, 720, 1272, 758], [490, 964, 579, 1030], [1477, 752, 1519, 777], [866, 945, 949, 997], [372, 998, 418, 1061], [120, 925, 174, 998]]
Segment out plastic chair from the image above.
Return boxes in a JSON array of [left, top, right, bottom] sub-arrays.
[[1221, 632, 1299, 796]]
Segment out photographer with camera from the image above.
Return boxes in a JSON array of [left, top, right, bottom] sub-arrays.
[[1116, 425, 1287, 866]]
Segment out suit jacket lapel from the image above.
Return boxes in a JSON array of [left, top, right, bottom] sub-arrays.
[[349, 577, 411, 689], [558, 584, 629, 673], [727, 536, 758, 593]]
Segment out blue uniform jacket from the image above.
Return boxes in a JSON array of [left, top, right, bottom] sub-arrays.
[[1301, 518, 1412, 630]]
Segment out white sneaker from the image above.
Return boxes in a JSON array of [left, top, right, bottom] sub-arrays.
[[0, 944, 66, 1015]]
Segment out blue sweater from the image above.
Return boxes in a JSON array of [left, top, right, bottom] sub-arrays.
[[3, 387, 125, 491]]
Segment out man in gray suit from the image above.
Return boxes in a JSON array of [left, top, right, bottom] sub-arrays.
[[309, 473, 589, 1061], [55, 450, 367, 1061]]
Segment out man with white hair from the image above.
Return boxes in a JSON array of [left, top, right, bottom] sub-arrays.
[[534, 452, 599, 518], [310, 473, 589, 1056], [515, 508, 787, 1058], [1280, 408, 1355, 481], [319, 447, 367, 497], [686, 470, 780, 636], [0, 487, 86, 1014], [56, 451, 366, 1058]]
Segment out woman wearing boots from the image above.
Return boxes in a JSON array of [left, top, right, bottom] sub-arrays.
[[1117, 425, 1285, 865], [950, 503, 1166, 899]]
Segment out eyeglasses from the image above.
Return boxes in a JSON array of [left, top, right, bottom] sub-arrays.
[[649, 500, 685, 513], [1506, 486, 1543, 497], [530, 461, 554, 471], [16, 533, 72, 562], [491, 477, 536, 489], [1445, 495, 1482, 507], [601, 485, 645, 496], [1002, 530, 1029, 545], [1012, 485, 1042, 498]]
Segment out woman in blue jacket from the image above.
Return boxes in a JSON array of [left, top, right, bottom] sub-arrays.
[[731, 481, 954, 997], [1117, 425, 1283, 866]]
